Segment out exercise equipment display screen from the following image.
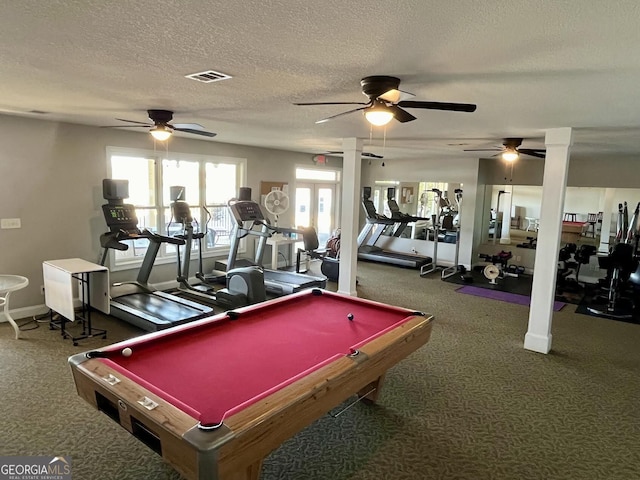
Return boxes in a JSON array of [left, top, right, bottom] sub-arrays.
[[231, 201, 265, 221]]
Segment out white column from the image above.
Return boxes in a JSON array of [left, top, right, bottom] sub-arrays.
[[599, 188, 615, 252], [337, 137, 362, 296], [524, 128, 573, 354], [500, 185, 513, 244]]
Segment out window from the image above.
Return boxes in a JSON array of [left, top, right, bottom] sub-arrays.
[[106, 147, 245, 268], [295, 168, 338, 182]]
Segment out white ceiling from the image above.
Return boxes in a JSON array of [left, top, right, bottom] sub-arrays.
[[2, 0, 640, 161]]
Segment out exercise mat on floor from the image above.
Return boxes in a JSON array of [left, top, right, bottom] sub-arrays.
[[442, 268, 534, 296], [575, 294, 640, 324], [456, 285, 566, 311]]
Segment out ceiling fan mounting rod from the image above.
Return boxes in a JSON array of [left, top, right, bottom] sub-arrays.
[[148, 109, 174, 124], [503, 138, 523, 148], [360, 76, 401, 99]]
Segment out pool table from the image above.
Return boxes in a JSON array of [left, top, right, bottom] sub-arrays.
[[69, 288, 434, 480], [562, 220, 588, 243]]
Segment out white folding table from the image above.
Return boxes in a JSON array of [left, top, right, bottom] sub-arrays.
[[43, 258, 110, 345]]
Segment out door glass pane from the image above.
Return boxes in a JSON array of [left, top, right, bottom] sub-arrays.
[[316, 187, 333, 247], [295, 187, 311, 228]]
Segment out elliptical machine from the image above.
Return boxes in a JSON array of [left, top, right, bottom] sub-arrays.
[[169, 186, 266, 310]]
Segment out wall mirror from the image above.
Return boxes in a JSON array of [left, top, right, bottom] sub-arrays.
[[480, 185, 640, 248], [369, 180, 463, 240]]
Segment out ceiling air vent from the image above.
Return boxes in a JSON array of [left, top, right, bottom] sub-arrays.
[[185, 70, 232, 83]]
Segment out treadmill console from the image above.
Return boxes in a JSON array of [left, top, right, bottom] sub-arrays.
[[229, 201, 265, 223], [102, 204, 140, 233]]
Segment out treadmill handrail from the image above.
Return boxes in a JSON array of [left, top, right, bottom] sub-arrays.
[[106, 228, 186, 246]]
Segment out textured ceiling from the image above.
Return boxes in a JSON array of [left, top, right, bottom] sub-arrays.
[[2, 0, 640, 160]]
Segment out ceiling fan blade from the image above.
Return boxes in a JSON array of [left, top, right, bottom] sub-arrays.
[[172, 123, 204, 130], [114, 118, 152, 126], [100, 125, 150, 129], [315, 106, 368, 124], [463, 148, 501, 152], [398, 101, 477, 113], [388, 105, 416, 123], [519, 149, 546, 158], [294, 101, 368, 106], [174, 127, 217, 138]]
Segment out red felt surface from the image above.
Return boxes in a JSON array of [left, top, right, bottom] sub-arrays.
[[100, 290, 415, 425]]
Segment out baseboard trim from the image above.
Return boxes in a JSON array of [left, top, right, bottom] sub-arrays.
[[524, 332, 553, 354], [1, 280, 184, 324]]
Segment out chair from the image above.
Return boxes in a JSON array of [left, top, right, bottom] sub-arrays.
[[597, 211, 603, 234], [295, 227, 327, 274], [525, 217, 539, 232], [563, 212, 577, 222], [585, 213, 598, 237]]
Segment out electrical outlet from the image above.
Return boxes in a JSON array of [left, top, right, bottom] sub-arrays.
[[40, 285, 45, 295]]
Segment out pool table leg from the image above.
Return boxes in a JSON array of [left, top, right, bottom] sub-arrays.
[[358, 374, 386, 403]]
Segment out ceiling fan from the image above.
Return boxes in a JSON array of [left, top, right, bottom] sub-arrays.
[[465, 138, 546, 160], [294, 75, 476, 126], [325, 150, 386, 166], [325, 150, 384, 159], [103, 109, 216, 141]]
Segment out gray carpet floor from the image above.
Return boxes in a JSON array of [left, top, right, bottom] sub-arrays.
[[1, 261, 639, 480]]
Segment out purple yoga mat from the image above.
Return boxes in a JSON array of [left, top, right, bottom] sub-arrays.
[[456, 285, 565, 311]]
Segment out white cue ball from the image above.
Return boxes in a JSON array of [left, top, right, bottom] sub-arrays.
[[122, 347, 133, 357]]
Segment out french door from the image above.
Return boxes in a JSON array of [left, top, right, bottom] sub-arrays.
[[295, 183, 336, 248]]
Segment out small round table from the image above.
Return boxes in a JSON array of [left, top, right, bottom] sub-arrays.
[[0, 275, 29, 339]]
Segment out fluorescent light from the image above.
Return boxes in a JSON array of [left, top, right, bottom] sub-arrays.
[[150, 125, 172, 141], [365, 102, 395, 126]]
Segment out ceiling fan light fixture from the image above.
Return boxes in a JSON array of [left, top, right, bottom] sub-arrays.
[[365, 103, 394, 126], [150, 125, 172, 141], [502, 149, 519, 162]]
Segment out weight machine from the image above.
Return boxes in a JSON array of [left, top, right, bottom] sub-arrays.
[[421, 188, 462, 277]]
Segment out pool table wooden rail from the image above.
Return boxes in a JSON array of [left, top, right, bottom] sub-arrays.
[[70, 312, 433, 480]]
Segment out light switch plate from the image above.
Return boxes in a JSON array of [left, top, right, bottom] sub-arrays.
[[1, 218, 21, 229]]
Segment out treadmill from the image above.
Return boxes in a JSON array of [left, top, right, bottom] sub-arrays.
[[167, 186, 266, 310], [224, 188, 326, 296], [99, 179, 214, 332], [357, 187, 432, 269], [385, 186, 432, 238]]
